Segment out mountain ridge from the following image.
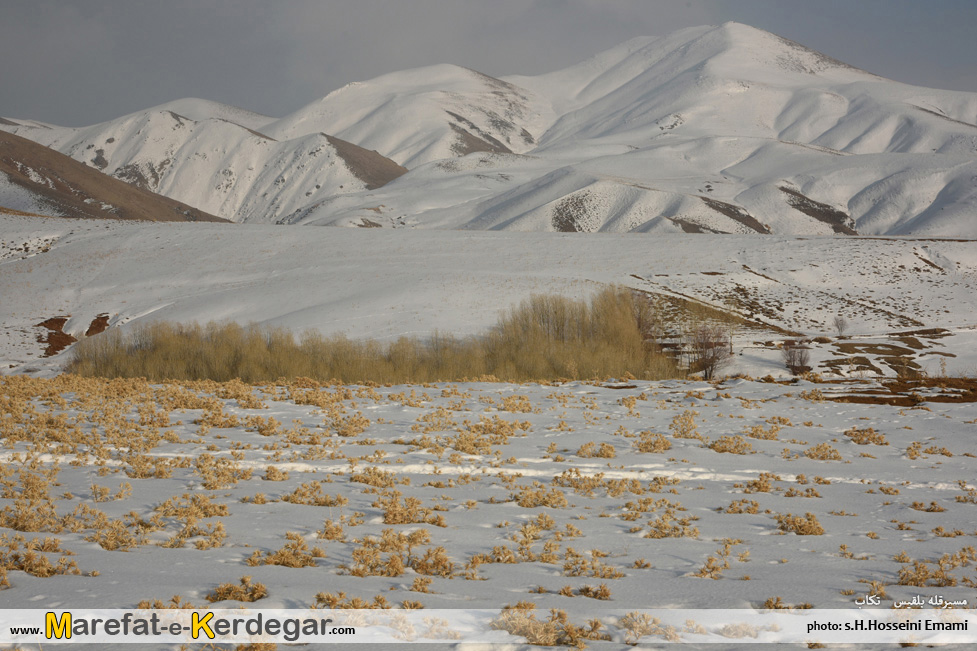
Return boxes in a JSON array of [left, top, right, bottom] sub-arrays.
[[3, 22, 976, 235]]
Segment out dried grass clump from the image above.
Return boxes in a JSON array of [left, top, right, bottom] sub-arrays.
[[909, 501, 946, 513], [669, 411, 701, 440], [491, 604, 611, 646], [194, 454, 253, 489], [563, 547, 625, 578], [644, 509, 700, 539], [512, 483, 570, 509], [844, 426, 888, 446], [774, 512, 825, 536], [709, 435, 755, 455], [619, 611, 680, 644], [0, 533, 81, 578], [349, 467, 403, 488], [246, 532, 325, 568], [724, 499, 760, 514], [744, 472, 781, 494], [312, 591, 391, 609], [205, 576, 268, 603], [576, 441, 616, 458], [895, 549, 975, 588], [804, 443, 842, 461], [692, 538, 743, 579], [373, 491, 447, 527], [156, 493, 229, 519], [762, 596, 813, 610], [68, 288, 680, 383], [955, 481, 977, 504], [343, 528, 438, 578], [634, 431, 671, 453], [744, 424, 780, 440], [280, 482, 349, 507]]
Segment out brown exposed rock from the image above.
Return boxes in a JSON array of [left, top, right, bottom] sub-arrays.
[[0, 130, 227, 222]]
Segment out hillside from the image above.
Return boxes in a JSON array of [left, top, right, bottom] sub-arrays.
[[1, 103, 406, 224], [2, 214, 976, 379], [3, 22, 976, 233], [0, 130, 225, 222]]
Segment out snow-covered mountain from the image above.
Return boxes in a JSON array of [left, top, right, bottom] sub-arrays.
[[3, 22, 977, 234], [0, 130, 225, 222], [1, 101, 406, 224]]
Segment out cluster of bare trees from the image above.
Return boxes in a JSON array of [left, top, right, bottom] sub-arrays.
[[684, 324, 732, 380], [782, 339, 810, 375]]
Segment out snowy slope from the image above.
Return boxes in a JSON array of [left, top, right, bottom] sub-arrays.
[[1, 102, 406, 224], [3, 214, 977, 378], [271, 23, 977, 235], [262, 65, 540, 168], [0, 130, 225, 222], [4, 23, 977, 234]]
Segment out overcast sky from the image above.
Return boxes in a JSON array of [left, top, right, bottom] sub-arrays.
[[3, 0, 975, 126]]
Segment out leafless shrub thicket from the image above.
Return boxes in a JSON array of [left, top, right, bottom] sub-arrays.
[[69, 288, 680, 383], [684, 324, 731, 380], [781, 339, 810, 376]]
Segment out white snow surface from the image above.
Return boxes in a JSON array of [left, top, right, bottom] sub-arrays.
[[4, 22, 977, 234], [2, 214, 977, 379], [0, 373, 976, 650]]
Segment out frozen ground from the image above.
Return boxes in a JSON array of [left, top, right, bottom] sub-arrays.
[[0, 374, 975, 649], [2, 214, 977, 380]]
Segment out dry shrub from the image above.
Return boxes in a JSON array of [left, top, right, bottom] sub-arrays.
[[263, 466, 289, 481], [576, 441, 616, 458], [894, 549, 974, 588], [156, 493, 229, 519], [644, 508, 700, 539], [619, 612, 680, 644], [693, 539, 743, 579], [635, 431, 671, 453], [194, 454, 253, 489], [280, 482, 349, 507], [744, 424, 780, 440], [349, 467, 402, 488], [762, 596, 813, 610], [724, 499, 760, 514], [246, 532, 325, 568], [744, 472, 780, 494], [343, 528, 433, 578], [0, 533, 81, 578], [491, 604, 611, 646], [844, 427, 888, 446], [373, 491, 446, 527], [669, 410, 701, 440], [86, 519, 146, 551], [312, 591, 391, 609], [775, 512, 825, 535], [206, 576, 268, 603], [577, 584, 612, 600], [804, 443, 842, 461], [68, 288, 680, 383], [909, 501, 945, 512], [512, 483, 569, 509], [709, 435, 755, 455], [563, 547, 625, 578]]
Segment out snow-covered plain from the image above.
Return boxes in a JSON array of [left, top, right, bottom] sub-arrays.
[[1, 373, 976, 649], [2, 214, 977, 379]]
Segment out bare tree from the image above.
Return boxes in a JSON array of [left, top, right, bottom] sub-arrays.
[[686, 324, 732, 380], [782, 339, 811, 376], [833, 315, 848, 337]]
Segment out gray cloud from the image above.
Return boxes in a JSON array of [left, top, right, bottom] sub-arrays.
[[2, 0, 975, 126]]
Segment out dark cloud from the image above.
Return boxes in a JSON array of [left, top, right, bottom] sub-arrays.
[[2, 0, 975, 126]]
